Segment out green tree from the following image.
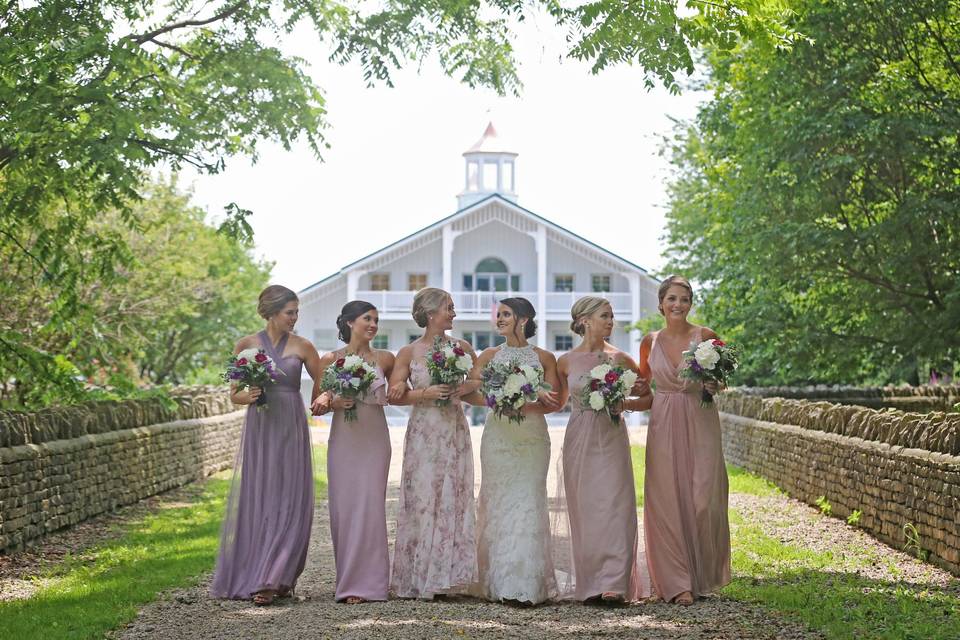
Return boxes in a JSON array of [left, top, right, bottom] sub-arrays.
[[663, 0, 960, 385]]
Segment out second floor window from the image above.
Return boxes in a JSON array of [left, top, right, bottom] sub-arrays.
[[370, 273, 390, 291], [554, 335, 573, 351], [554, 274, 574, 292], [591, 274, 611, 292], [408, 273, 427, 290], [372, 334, 389, 349]]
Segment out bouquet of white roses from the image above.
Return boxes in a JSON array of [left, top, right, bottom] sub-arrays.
[[678, 338, 740, 406], [426, 336, 473, 407], [480, 358, 552, 424], [580, 360, 638, 425], [320, 354, 378, 421], [222, 348, 282, 410]]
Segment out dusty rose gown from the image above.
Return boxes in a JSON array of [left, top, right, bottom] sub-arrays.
[[327, 365, 391, 601], [559, 351, 644, 601], [390, 352, 477, 599], [210, 330, 314, 599], [644, 329, 731, 601]]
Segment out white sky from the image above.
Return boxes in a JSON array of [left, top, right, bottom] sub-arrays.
[[186, 16, 708, 292]]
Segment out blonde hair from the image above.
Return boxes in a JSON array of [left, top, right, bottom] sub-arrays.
[[569, 296, 610, 336], [258, 285, 298, 320], [411, 287, 451, 328], [657, 275, 694, 315]]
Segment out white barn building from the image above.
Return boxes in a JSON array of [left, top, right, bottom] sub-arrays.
[[298, 123, 660, 420]]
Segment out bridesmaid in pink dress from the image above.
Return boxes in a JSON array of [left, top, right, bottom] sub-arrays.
[[555, 296, 652, 604], [638, 275, 731, 605], [313, 301, 394, 604], [387, 288, 480, 599]]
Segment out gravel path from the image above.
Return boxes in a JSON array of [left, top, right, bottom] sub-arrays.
[[112, 427, 824, 639]]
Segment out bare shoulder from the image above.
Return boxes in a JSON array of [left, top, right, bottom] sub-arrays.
[[476, 346, 499, 365], [289, 333, 315, 351], [234, 334, 260, 353], [375, 349, 396, 369], [640, 333, 655, 348], [699, 326, 719, 341], [533, 347, 557, 367], [394, 344, 415, 362]]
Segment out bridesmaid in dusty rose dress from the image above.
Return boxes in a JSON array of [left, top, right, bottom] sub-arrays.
[[387, 288, 480, 599], [313, 301, 394, 604], [555, 296, 652, 604], [638, 275, 731, 605], [211, 285, 323, 605]]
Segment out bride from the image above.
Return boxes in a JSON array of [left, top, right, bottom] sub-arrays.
[[465, 297, 560, 604]]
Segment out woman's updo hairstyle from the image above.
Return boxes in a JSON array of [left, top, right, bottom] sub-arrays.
[[336, 300, 377, 343], [499, 297, 537, 339], [569, 296, 610, 336], [411, 288, 451, 328], [657, 275, 694, 315], [258, 285, 298, 320]]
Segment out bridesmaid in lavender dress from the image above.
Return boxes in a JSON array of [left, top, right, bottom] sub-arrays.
[[555, 296, 652, 604], [638, 275, 731, 605], [313, 301, 394, 604], [387, 288, 480, 599], [211, 285, 323, 605]]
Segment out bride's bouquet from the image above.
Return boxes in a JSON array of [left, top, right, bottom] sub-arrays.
[[222, 348, 283, 411], [480, 358, 552, 424], [679, 338, 740, 406], [581, 361, 638, 425], [426, 336, 473, 407], [320, 354, 378, 421]]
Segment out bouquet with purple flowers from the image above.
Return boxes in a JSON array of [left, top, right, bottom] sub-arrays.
[[480, 358, 551, 424], [678, 338, 740, 406], [320, 354, 378, 421], [222, 348, 283, 411], [425, 336, 473, 407]]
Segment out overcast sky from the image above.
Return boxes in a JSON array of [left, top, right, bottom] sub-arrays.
[[186, 16, 708, 292]]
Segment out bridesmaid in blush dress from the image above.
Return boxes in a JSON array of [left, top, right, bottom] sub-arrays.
[[211, 285, 323, 606], [555, 296, 652, 604], [387, 288, 480, 599], [638, 275, 731, 605], [313, 301, 394, 604]]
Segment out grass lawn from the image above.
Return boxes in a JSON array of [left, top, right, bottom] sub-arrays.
[[0, 444, 328, 640], [630, 444, 960, 640]]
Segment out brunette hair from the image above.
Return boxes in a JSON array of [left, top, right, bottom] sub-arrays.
[[411, 287, 451, 328], [657, 275, 694, 315], [569, 296, 610, 336], [336, 300, 377, 343], [257, 285, 298, 320], [499, 297, 537, 339]]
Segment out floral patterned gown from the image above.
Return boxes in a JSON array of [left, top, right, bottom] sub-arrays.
[[390, 349, 477, 599]]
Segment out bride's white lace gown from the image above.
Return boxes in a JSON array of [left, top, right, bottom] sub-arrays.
[[474, 344, 558, 604]]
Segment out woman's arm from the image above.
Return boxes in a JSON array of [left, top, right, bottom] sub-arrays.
[[452, 339, 482, 398], [229, 335, 261, 405], [309, 350, 338, 415], [521, 349, 561, 415], [462, 347, 497, 406]]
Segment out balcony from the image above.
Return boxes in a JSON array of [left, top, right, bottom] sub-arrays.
[[354, 290, 634, 317]]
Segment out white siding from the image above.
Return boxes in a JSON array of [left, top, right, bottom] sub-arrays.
[[359, 242, 443, 291], [451, 220, 537, 290], [546, 239, 629, 293]]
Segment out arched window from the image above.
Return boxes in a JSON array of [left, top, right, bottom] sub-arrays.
[[475, 257, 508, 273], [464, 257, 520, 292]]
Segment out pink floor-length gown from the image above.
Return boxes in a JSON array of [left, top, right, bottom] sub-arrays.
[[210, 330, 314, 599], [644, 329, 731, 601], [560, 351, 644, 601], [327, 366, 391, 601], [390, 356, 477, 599]]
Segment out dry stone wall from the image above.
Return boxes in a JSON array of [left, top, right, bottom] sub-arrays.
[[0, 387, 244, 552], [717, 392, 960, 576], [731, 383, 959, 413]]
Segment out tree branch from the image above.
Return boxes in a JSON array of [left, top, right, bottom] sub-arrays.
[[128, 2, 245, 45]]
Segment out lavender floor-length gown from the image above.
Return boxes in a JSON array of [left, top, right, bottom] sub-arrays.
[[560, 351, 645, 601], [390, 354, 477, 599], [643, 329, 731, 601], [210, 331, 314, 599], [327, 365, 391, 601]]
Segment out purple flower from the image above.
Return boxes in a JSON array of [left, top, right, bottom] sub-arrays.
[[485, 395, 497, 408], [691, 361, 703, 373], [228, 370, 243, 380], [432, 351, 445, 364], [521, 383, 534, 394]]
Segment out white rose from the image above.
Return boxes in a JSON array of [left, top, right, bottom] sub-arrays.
[[621, 370, 638, 390], [694, 342, 720, 369], [442, 345, 456, 359], [349, 376, 361, 387], [456, 354, 473, 372], [237, 348, 259, 361], [503, 374, 523, 397], [342, 354, 363, 369], [589, 363, 612, 380], [588, 391, 605, 411]]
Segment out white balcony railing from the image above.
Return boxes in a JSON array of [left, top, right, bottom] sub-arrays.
[[354, 290, 634, 316]]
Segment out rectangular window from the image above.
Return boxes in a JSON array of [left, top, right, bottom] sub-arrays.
[[510, 274, 520, 291], [408, 273, 427, 290], [370, 273, 390, 291], [463, 274, 473, 291], [408, 333, 420, 344], [591, 274, 611, 292], [462, 331, 473, 346], [554, 275, 574, 292], [372, 335, 389, 349], [482, 161, 497, 190], [554, 335, 574, 351], [476, 276, 491, 291]]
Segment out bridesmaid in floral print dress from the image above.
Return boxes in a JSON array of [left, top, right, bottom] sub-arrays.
[[387, 288, 481, 599]]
